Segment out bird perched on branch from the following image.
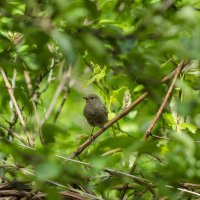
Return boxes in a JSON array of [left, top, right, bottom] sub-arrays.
[[83, 94, 108, 131]]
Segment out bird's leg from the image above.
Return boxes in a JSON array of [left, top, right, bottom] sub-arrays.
[[100, 125, 105, 131], [89, 127, 95, 140], [90, 127, 95, 136]]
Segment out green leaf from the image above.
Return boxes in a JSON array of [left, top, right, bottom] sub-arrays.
[[80, 33, 106, 63], [36, 160, 61, 180], [46, 187, 61, 200], [22, 53, 40, 71], [112, 86, 127, 103], [180, 123, 197, 133], [133, 85, 145, 93], [86, 65, 106, 85], [163, 113, 176, 127], [42, 123, 66, 144], [51, 30, 75, 63]]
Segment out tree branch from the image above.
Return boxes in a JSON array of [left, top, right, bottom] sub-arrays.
[[144, 60, 186, 141], [69, 92, 148, 158], [119, 60, 186, 199], [0, 68, 34, 147]]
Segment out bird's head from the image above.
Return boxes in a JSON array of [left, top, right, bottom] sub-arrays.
[[83, 94, 100, 104]]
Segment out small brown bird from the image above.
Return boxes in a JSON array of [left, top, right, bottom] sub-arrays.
[[83, 94, 108, 129]]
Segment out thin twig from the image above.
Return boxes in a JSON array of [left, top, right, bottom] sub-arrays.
[[150, 133, 174, 141], [23, 70, 33, 92], [0, 68, 34, 147], [53, 64, 72, 123], [181, 183, 200, 188], [119, 152, 142, 200], [139, 170, 158, 199], [69, 92, 148, 159], [53, 90, 70, 123], [24, 70, 42, 143], [1, 159, 103, 200], [0, 125, 28, 146], [161, 69, 176, 83], [165, 185, 200, 197], [30, 59, 55, 102], [1, 137, 199, 198], [0, 136, 151, 184], [41, 64, 72, 125], [40, 58, 55, 94], [9, 68, 17, 125], [150, 133, 200, 143]]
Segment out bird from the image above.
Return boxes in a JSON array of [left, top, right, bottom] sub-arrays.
[[83, 94, 108, 131]]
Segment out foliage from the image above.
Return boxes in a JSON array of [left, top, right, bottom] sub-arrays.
[[0, 0, 200, 199]]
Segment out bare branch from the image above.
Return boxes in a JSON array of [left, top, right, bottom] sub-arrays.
[[53, 64, 72, 123], [41, 64, 72, 125], [30, 59, 56, 103], [165, 185, 200, 197], [9, 68, 17, 125], [0, 68, 34, 147], [144, 60, 186, 140], [24, 70, 33, 93], [40, 58, 55, 94]]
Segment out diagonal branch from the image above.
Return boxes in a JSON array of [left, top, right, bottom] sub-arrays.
[[119, 60, 186, 200], [9, 68, 17, 127], [69, 61, 186, 159], [144, 60, 186, 140], [69, 92, 148, 158], [0, 68, 34, 147]]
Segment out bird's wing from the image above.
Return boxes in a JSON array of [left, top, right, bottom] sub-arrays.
[[100, 103, 107, 114]]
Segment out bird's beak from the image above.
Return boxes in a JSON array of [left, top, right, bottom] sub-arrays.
[[83, 96, 88, 100]]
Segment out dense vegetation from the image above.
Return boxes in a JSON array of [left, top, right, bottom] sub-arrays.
[[0, 0, 200, 199]]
